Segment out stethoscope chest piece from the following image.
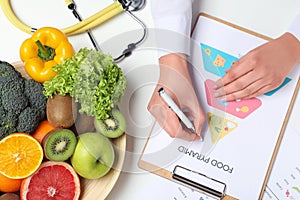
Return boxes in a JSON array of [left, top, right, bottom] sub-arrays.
[[123, 0, 146, 11]]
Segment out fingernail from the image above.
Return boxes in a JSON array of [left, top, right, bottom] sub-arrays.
[[199, 136, 203, 142], [214, 92, 220, 97], [221, 97, 227, 102]]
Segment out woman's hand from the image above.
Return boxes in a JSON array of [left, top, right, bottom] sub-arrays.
[[214, 33, 300, 101], [147, 53, 205, 141]]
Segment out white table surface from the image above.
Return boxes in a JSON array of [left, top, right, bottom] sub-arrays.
[[1, 1, 299, 199]]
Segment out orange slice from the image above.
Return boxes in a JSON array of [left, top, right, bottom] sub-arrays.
[[0, 133, 43, 179]]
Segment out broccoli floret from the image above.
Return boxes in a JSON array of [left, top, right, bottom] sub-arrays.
[[24, 79, 47, 119], [16, 107, 41, 134], [0, 112, 17, 140], [0, 101, 6, 120], [0, 127, 17, 140], [0, 61, 22, 88], [0, 62, 28, 115], [0, 61, 47, 138], [1, 82, 28, 115]]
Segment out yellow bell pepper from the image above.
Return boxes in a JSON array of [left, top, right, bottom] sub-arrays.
[[20, 27, 75, 83]]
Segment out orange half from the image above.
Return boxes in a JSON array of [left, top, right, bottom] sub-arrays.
[[0, 133, 43, 179]]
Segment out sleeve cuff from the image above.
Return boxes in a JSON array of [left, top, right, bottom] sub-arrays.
[[154, 15, 192, 58], [287, 13, 300, 41], [151, 0, 192, 58]]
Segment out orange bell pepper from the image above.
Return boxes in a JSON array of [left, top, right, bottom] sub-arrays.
[[20, 27, 75, 83]]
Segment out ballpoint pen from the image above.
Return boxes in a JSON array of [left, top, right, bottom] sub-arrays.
[[158, 87, 201, 138]]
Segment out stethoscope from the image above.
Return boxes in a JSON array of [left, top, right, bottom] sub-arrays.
[[0, 0, 147, 62]]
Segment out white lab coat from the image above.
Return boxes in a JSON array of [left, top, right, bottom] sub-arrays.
[[151, 0, 300, 56], [288, 13, 300, 41], [151, 0, 192, 57]]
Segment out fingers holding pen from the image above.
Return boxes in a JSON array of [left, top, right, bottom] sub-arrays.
[[148, 53, 206, 141], [183, 98, 206, 139], [147, 86, 198, 141], [149, 103, 200, 141], [162, 88, 204, 141]]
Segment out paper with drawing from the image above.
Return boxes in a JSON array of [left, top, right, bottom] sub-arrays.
[[263, 90, 300, 200], [139, 15, 300, 199]]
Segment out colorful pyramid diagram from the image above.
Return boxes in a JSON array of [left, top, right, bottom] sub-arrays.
[[200, 43, 238, 77], [207, 112, 238, 144], [204, 79, 262, 119]]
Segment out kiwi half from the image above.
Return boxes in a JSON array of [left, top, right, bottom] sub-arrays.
[[42, 129, 77, 161], [94, 109, 126, 138]]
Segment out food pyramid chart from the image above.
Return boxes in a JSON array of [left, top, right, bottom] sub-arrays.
[[207, 112, 238, 144]]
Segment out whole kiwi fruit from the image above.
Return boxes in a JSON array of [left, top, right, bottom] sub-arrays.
[[46, 94, 78, 128], [0, 193, 20, 200], [74, 113, 95, 135]]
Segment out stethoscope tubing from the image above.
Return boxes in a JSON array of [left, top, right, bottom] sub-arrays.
[[0, 0, 148, 62], [0, 0, 123, 36]]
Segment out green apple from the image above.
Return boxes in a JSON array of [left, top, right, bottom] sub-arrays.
[[70, 132, 115, 179]]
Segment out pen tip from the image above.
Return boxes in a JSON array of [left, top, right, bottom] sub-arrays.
[[193, 130, 203, 141]]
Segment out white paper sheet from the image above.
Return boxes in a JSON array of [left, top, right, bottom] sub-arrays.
[[262, 89, 300, 200], [140, 15, 300, 199]]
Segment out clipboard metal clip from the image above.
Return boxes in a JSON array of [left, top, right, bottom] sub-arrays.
[[172, 165, 227, 200]]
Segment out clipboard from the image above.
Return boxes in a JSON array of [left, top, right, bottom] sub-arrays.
[[138, 13, 300, 200]]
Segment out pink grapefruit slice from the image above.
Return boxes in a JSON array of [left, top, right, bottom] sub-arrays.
[[20, 161, 80, 200]]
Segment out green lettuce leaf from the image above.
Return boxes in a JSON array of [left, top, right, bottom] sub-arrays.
[[43, 48, 126, 120]]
